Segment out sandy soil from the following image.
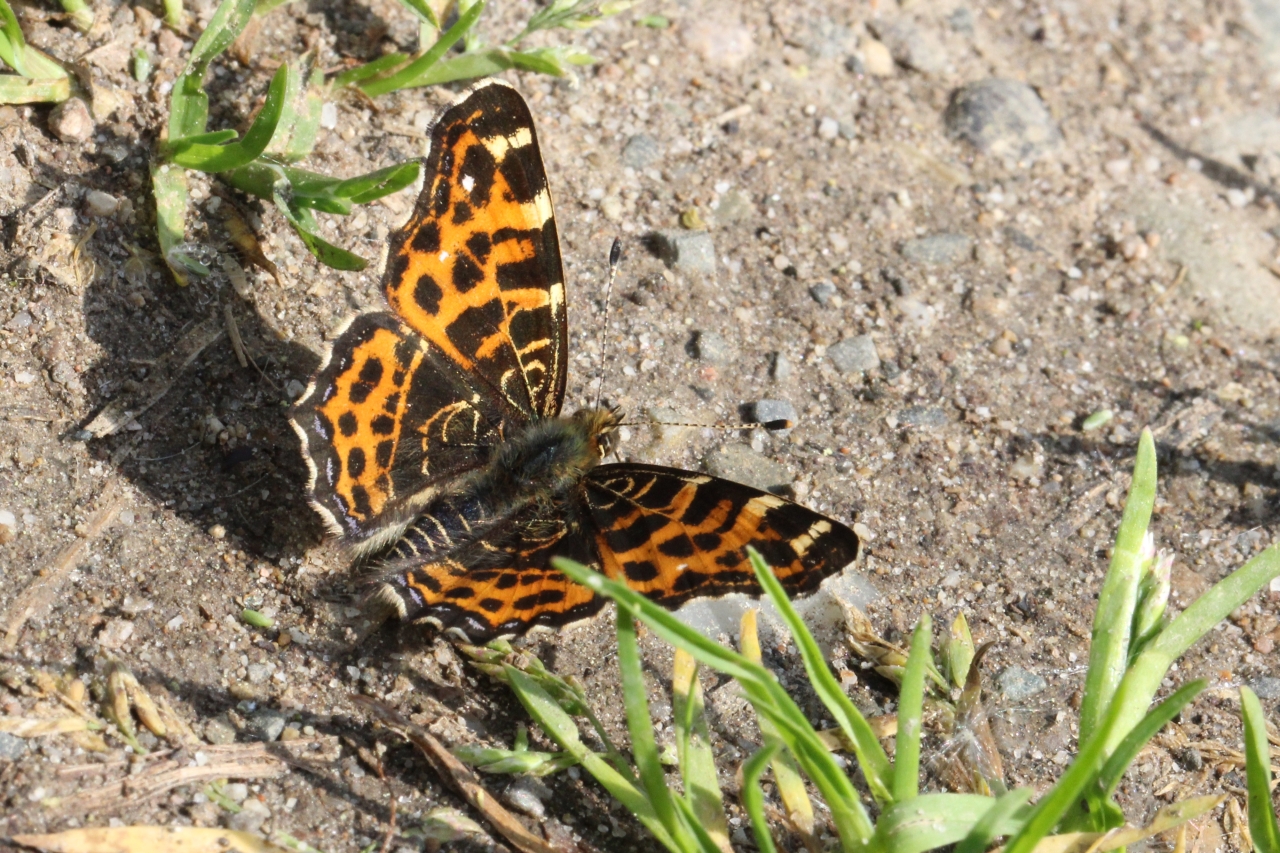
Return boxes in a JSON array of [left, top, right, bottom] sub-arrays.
[[1, 0, 1279, 850]]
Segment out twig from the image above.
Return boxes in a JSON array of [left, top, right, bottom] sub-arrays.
[[48, 737, 340, 816], [2, 484, 125, 651], [225, 302, 249, 368], [82, 315, 225, 438], [353, 696, 564, 853]]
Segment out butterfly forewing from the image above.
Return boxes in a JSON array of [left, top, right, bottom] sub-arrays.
[[382, 81, 568, 421], [291, 312, 507, 547], [584, 463, 860, 607]]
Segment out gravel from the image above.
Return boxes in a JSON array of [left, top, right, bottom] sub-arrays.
[[997, 666, 1048, 701], [247, 708, 286, 742], [901, 233, 973, 266], [827, 334, 881, 374], [0, 731, 27, 760], [47, 98, 93, 143], [689, 330, 730, 365], [703, 444, 790, 492], [944, 78, 1063, 165], [652, 230, 716, 273], [749, 399, 798, 434], [621, 134, 661, 169], [204, 717, 237, 745]]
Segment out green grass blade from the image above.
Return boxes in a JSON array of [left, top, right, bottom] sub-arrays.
[[357, 0, 485, 96], [1241, 686, 1280, 853], [169, 63, 291, 171], [0, 0, 68, 78], [954, 788, 1033, 853], [150, 161, 191, 285], [616, 609, 687, 846], [1079, 428, 1156, 743], [672, 650, 729, 851], [892, 614, 932, 803], [332, 53, 407, 89], [875, 793, 1032, 853], [333, 160, 420, 203], [741, 745, 781, 853], [747, 548, 894, 805], [505, 665, 679, 851], [1098, 679, 1205, 799], [279, 69, 324, 162], [397, 0, 439, 28], [944, 612, 976, 689], [170, 128, 239, 147], [169, 0, 256, 139], [59, 0, 94, 31], [0, 74, 70, 103], [1104, 544, 1280, 755], [270, 181, 366, 270]]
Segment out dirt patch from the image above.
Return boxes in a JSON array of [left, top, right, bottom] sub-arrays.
[[1, 0, 1278, 850]]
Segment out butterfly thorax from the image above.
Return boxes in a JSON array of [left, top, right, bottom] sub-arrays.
[[383, 406, 621, 568]]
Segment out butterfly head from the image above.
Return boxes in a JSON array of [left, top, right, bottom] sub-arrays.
[[574, 404, 623, 460]]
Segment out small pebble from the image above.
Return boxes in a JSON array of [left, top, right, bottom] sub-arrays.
[[223, 782, 249, 804], [621, 133, 661, 169], [98, 618, 135, 650], [1247, 676, 1280, 700], [772, 254, 792, 271], [505, 776, 552, 819], [0, 509, 15, 544], [247, 708, 287, 742], [944, 78, 1063, 165], [897, 406, 948, 428], [652, 230, 715, 273], [204, 717, 237, 745], [809, 280, 838, 305], [750, 399, 798, 434], [228, 797, 270, 833], [689, 331, 730, 365], [119, 595, 153, 616], [769, 352, 793, 382], [1225, 188, 1250, 209], [284, 379, 306, 400], [816, 117, 839, 140], [827, 334, 880, 374], [84, 190, 120, 217], [320, 102, 337, 130], [997, 666, 1047, 701], [0, 731, 27, 759], [703, 444, 790, 493], [901, 233, 973, 266], [48, 98, 93, 143], [208, 524, 226, 540], [861, 38, 894, 76]]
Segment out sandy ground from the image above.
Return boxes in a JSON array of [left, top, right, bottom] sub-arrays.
[[1, 0, 1279, 850]]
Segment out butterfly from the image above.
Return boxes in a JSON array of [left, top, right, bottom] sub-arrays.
[[290, 80, 860, 641]]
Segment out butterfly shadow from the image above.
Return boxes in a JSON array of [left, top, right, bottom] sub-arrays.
[[79, 261, 330, 560]]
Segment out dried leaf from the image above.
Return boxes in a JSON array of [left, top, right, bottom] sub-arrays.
[[12, 826, 293, 853]]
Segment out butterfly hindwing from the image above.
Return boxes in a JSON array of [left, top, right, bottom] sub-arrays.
[[379, 503, 605, 639], [382, 80, 567, 421], [584, 463, 860, 607], [291, 312, 509, 549]]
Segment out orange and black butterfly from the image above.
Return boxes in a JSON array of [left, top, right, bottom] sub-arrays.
[[291, 81, 859, 641]]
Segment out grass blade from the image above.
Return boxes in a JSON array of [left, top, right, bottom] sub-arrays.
[[1241, 686, 1280, 853], [616, 609, 687, 847], [150, 162, 191, 286], [671, 649, 730, 852], [169, 0, 256, 140], [954, 788, 1033, 853], [270, 181, 366, 270], [740, 745, 781, 853], [357, 0, 485, 96], [0, 74, 70, 103], [746, 548, 894, 805], [892, 614, 932, 803], [740, 610, 816, 844], [875, 793, 1032, 853], [1079, 427, 1156, 743], [0, 0, 68, 79], [169, 63, 291, 171]]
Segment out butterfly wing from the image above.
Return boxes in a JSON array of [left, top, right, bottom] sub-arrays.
[[382, 80, 568, 421], [291, 312, 511, 551], [375, 503, 605, 640], [584, 463, 860, 606]]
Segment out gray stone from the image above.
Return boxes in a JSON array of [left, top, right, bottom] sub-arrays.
[[621, 134, 661, 169], [703, 444, 790, 493], [652, 230, 715, 273], [770, 352, 793, 382], [0, 731, 26, 760], [1247, 676, 1280, 700], [505, 776, 552, 819], [997, 666, 1047, 701], [828, 335, 880, 374], [223, 782, 249, 803], [227, 796, 270, 833], [1247, 0, 1280, 69], [204, 716, 237, 745], [944, 79, 1062, 165], [876, 20, 947, 74], [809, 280, 838, 305], [1126, 188, 1280, 335], [246, 663, 272, 685], [901, 233, 972, 266], [715, 189, 753, 223], [750, 399, 798, 433], [246, 708, 286, 742], [948, 7, 976, 33], [689, 331, 730, 365], [898, 406, 948, 428], [48, 98, 93, 143]]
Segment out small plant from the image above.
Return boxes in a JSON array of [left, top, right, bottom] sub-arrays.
[[456, 428, 1280, 852], [0, 0, 71, 104], [155, 0, 632, 284]]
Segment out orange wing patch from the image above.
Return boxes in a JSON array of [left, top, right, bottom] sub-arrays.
[[382, 83, 567, 419], [585, 464, 860, 608]]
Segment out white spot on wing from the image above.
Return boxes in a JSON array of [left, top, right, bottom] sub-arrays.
[[461, 174, 475, 193], [439, 250, 449, 262]]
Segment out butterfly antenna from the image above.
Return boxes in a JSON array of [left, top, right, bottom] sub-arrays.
[[617, 419, 795, 432], [592, 237, 623, 411]]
